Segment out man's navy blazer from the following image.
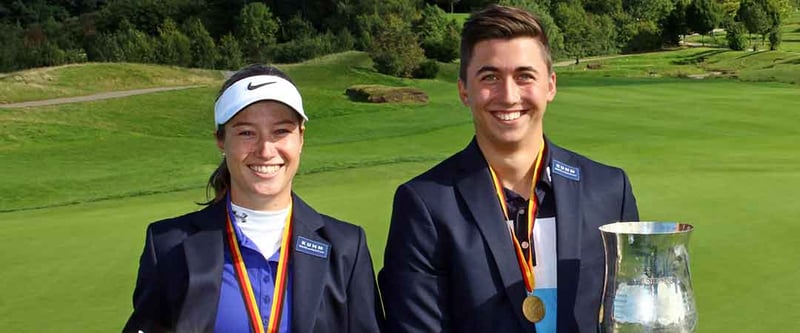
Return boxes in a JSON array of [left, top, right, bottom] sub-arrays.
[[379, 138, 638, 333], [123, 193, 383, 333]]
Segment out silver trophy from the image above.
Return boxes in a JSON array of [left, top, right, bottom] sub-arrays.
[[599, 222, 697, 333]]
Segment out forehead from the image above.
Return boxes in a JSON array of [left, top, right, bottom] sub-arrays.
[[466, 37, 548, 74], [228, 101, 299, 125]]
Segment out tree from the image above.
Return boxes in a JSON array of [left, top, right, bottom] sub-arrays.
[[216, 33, 244, 70], [724, 21, 748, 50], [737, 0, 773, 50], [686, 0, 721, 45], [182, 18, 217, 69], [436, 0, 462, 13], [237, 2, 279, 62], [117, 19, 155, 63], [622, 0, 675, 22], [279, 14, 316, 43], [583, 0, 623, 15], [155, 18, 191, 66], [499, 0, 565, 59], [414, 4, 459, 62], [661, 0, 690, 46], [369, 13, 426, 77], [553, 0, 591, 63], [768, 27, 781, 50], [0, 23, 26, 72]]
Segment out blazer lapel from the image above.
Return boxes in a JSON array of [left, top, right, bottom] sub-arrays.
[[290, 194, 328, 333], [548, 141, 584, 330], [454, 139, 530, 331], [177, 202, 226, 333], [548, 141, 583, 261]]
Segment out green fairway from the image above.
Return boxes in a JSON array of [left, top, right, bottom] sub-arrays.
[[1, 50, 799, 332]]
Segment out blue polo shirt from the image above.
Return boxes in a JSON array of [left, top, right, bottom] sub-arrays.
[[214, 221, 292, 333]]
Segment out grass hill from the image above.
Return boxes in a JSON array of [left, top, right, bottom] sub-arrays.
[[1, 45, 799, 332], [0, 63, 224, 104]]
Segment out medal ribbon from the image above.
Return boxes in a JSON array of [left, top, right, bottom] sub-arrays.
[[488, 143, 546, 294], [225, 195, 293, 333]]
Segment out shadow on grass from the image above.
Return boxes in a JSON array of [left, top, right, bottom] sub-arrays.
[[734, 50, 770, 60], [556, 74, 687, 88], [671, 49, 730, 65]]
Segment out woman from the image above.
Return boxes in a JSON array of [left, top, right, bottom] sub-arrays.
[[123, 64, 383, 333]]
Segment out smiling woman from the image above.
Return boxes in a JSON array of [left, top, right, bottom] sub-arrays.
[[123, 64, 383, 333]]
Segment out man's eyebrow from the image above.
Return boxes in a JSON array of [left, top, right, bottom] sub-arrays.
[[474, 66, 499, 77], [474, 66, 541, 77]]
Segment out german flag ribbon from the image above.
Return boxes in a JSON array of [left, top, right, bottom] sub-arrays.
[[225, 194, 293, 333], [488, 142, 546, 293]]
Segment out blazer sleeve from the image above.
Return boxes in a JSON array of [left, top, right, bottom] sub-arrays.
[[620, 170, 639, 222], [347, 226, 385, 333], [122, 224, 169, 333], [379, 184, 450, 333]]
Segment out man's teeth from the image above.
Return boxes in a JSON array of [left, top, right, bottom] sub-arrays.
[[496, 111, 521, 121], [251, 165, 280, 174]]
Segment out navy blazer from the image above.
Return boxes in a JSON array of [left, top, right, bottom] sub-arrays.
[[379, 138, 638, 333], [123, 194, 383, 333]]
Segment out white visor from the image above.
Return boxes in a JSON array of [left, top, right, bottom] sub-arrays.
[[214, 75, 308, 127]]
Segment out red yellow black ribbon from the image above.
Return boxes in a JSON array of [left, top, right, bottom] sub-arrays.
[[225, 196, 293, 333], [488, 143, 546, 293]]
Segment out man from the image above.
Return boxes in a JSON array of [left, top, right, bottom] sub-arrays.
[[379, 5, 638, 333]]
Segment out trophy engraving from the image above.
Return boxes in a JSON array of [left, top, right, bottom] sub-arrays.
[[599, 222, 697, 333]]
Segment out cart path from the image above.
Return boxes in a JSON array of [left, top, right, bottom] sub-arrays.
[[0, 85, 204, 108]]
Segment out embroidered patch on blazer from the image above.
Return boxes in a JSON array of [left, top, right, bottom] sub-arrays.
[[296, 236, 330, 259], [552, 160, 580, 181]]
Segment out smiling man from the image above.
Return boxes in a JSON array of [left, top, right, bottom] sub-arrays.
[[379, 5, 639, 333]]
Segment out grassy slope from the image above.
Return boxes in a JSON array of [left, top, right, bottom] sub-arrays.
[[1, 48, 799, 332], [0, 62, 223, 103]]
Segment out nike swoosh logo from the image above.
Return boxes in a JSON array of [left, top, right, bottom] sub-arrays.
[[247, 81, 276, 90]]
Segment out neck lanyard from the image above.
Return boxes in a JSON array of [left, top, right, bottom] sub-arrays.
[[225, 194, 292, 333], [488, 143, 547, 323]]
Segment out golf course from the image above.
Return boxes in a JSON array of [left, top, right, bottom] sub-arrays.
[[2, 13, 799, 332]]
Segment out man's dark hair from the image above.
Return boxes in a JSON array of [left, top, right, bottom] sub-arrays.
[[459, 4, 552, 81]]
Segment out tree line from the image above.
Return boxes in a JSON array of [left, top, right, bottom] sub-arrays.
[[0, 0, 797, 76]]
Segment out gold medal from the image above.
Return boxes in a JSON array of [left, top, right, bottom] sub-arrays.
[[522, 295, 545, 323]]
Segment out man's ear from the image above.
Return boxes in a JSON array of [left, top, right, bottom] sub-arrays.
[[458, 79, 469, 106], [547, 72, 557, 102]]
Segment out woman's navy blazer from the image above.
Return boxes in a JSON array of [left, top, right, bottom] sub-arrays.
[[123, 193, 383, 333]]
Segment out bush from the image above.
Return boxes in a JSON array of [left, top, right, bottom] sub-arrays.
[[412, 59, 439, 79], [726, 22, 748, 51], [621, 20, 663, 53], [28, 41, 68, 67], [271, 34, 331, 63], [335, 28, 356, 52]]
